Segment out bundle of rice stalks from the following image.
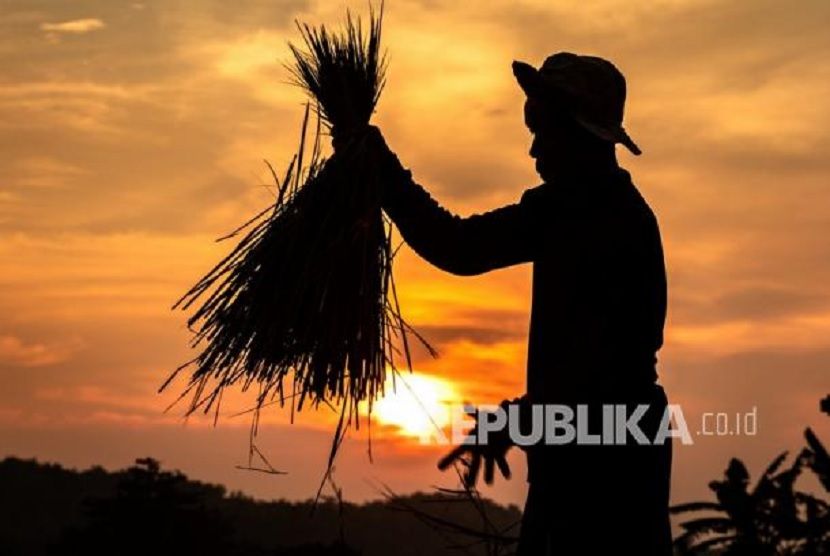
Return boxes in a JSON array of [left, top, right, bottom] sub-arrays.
[[164, 7, 433, 464]]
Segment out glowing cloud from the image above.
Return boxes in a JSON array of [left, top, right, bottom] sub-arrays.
[[40, 19, 105, 34]]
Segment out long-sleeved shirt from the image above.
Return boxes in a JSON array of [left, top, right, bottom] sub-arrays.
[[381, 163, 667, 408]]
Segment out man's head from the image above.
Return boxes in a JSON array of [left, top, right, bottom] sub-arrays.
[[513, 52, 640, 181]]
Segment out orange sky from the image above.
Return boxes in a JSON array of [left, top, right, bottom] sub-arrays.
[[1, 0, 829, 511]]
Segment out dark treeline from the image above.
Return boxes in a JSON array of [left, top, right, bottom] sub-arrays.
[[0, 457, 520, 556]]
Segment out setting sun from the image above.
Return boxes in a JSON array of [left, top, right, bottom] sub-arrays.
[[371, 372, 460, 440]]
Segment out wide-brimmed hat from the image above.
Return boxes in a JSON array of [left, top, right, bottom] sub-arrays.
[[512, 52, 641, 155]]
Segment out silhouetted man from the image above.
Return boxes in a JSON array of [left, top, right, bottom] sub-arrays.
[[365, 52, 672, 555]]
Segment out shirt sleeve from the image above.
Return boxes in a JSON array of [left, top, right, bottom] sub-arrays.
[[381, 168, 541, 276]]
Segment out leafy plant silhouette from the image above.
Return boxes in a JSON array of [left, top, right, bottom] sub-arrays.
[[671, 398, 830, 555]]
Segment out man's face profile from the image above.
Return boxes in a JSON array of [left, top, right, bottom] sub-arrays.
[[524, 98, 600, 182]]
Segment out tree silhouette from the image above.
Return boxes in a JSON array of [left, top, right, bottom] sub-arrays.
[[52, 457, 237, 556], [672, 452, 801, 554], [672, 398, 830, 555], [799, 428, 830, 553]]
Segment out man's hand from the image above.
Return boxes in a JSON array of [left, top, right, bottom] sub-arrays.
[[331, 124, 370, 153], [437, 441, 512, 489], [332, 125, 408, 181], [437, 398, 522, 488]]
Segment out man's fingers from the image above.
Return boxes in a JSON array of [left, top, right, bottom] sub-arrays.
[[464, 453, 482, 489], [332, 124, 378, 153], [437, 445, 467, 471], [484, 456, 495, 485], [495, 454, 512, 480]]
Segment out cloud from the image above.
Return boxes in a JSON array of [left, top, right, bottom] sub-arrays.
[[674, 286, 830, 326], [417, 324, 525, 346], [7, 156, 90, 189], [40, 18, 105, 34], [0, 335, 82, 367]]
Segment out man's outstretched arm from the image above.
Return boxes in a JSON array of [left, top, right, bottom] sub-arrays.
[[372, 132, 540, 276]]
